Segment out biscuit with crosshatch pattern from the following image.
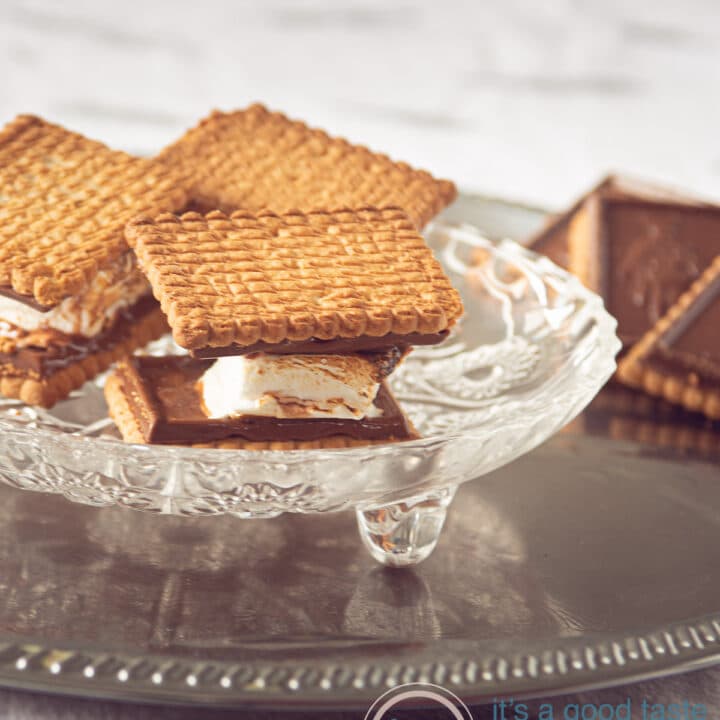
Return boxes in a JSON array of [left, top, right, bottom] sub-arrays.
[[0, 114, 191, 306], [125, 206, 464, 351], [158, 104, 456, 229]]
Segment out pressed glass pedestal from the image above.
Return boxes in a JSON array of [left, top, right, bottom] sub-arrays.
[[0, 214, 619, 566]]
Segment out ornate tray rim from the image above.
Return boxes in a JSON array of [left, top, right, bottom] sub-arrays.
[[0, 611, 718, 707]]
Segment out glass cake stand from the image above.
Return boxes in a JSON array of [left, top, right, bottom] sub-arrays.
[[0, 216, 620, 567]]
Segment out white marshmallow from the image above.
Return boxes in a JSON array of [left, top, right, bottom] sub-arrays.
[[200, 353, 383, 420]]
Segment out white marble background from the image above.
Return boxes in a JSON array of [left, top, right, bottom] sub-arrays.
[[1, 0, 720, 209]]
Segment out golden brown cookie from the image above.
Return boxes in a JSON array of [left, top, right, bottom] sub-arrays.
[[125, 207, 464, 352], [158, 104, 456, 229], [0, 115, 190, 306]]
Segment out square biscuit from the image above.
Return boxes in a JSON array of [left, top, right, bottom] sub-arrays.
[[0, 115, 191, 306], [158, 104, 456, 229], [126, 207, 464, 351]]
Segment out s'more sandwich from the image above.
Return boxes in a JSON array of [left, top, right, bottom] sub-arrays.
[[158, 103, 456, 230], [0, 115, 190, 406], [105, 206, 464, 449]]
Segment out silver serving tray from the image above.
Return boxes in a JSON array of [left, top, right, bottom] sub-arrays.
[[0, 194, 717, 708]]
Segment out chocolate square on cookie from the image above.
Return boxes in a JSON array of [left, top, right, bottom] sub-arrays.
[[571, 198, 720, 349], [528, 174, 712, 271], [618, 256, 720, 419]]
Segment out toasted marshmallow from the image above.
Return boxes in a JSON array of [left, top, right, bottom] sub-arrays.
[[199, 353, 386, 420], [0, 254, 150, 338]]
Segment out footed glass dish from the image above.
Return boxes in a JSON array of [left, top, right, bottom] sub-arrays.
[[0, 219, 620, 566]]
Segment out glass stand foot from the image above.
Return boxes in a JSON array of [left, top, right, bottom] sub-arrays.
[[356, 486, 456, 567]]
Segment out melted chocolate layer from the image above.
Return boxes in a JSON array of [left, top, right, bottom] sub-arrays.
[[0, 295, 160, 377], [116, 355, 417, 444], [191, 330, 449, 358], [0, 286, 54, 312]]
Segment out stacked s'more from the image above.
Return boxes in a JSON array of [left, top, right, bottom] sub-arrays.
[[101, 104, 463, 449], [0, 115, 190, 407], [106, 207, 463, 449]]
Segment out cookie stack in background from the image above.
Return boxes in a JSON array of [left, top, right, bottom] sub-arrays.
[[157, 104, 456, 230], [526, 174, 720, 422]]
